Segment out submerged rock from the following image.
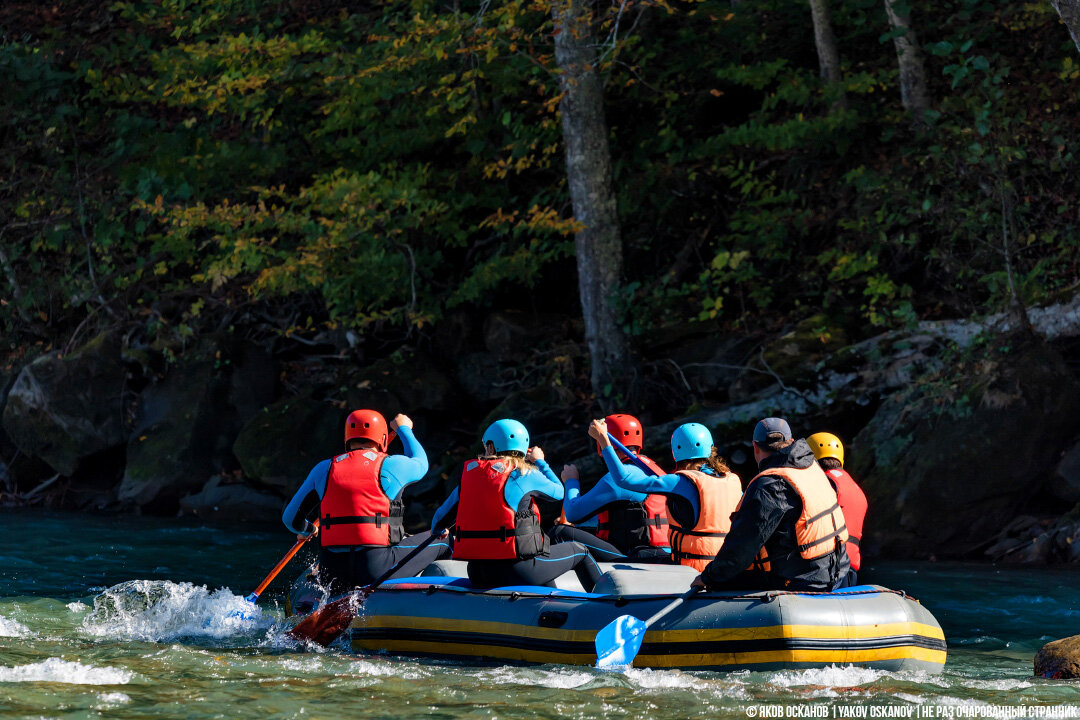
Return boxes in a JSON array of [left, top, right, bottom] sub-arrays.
[[1035, 634, 1080, 679], [1, 332, 127, 476], [178, 476, 281, 522]]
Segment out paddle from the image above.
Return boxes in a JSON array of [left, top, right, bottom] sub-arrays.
[[594, 430, 701, 668], [286, 529, 444, 646], [595, 586, 703, 668], [606, 433, 661, 478], [244, 519, 320, 605]]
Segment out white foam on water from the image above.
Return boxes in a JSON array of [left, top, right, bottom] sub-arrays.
[[0, 614, 31, 637], [66, 602, 88, 613], [96, 691, 131, 705], [82, 579, 274, 642], [346, 658, 425, 679], [624, 667, 751, 697], [963, 678, 1035, 692], [0, 658, 133, 685], [767, 665, 888, 689], [468, 664, 595, 690]]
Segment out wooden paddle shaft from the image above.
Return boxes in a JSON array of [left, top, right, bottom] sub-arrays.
[[251, 519, 320, 600]]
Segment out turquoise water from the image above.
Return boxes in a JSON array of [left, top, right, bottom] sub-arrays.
[[2, 510, 1080, 719]]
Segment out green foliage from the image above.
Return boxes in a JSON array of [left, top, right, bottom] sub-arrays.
[[1, 0, 1078, 355]]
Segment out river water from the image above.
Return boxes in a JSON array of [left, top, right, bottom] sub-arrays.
[[2, 510, 1079, 719]]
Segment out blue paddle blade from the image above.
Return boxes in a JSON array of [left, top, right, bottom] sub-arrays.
[[595, 614, 647, 669]]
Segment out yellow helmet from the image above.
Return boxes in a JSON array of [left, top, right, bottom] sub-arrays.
[[807, 432, 844, 466]]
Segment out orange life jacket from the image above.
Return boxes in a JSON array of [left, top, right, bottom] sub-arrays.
[[739, 463, 848, 573], [320, 449, 403, 547], [595, 454, 670, 551], [452, 458, 545, 561], [669, 469, 743, 571], [827, 467, 866, 571]]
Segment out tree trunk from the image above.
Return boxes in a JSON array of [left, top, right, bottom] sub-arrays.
[[552, 0, 629, 404], [883, 0, 931, 117], [807, 0, 846, 109], [1052, 0, 1080, 53]]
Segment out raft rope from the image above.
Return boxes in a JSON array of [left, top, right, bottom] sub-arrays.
[[392, 582, 918, 604]]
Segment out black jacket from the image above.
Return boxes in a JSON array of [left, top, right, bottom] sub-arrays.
[[700, 439, 850, 591]]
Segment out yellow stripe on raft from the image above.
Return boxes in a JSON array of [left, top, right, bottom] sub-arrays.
[[350, 614, 945, 645], [348, 637, 947, 668]]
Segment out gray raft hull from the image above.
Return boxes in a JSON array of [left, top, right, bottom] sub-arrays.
[[328, 562, 947, 672]]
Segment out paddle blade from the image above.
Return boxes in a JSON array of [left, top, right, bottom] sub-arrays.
[[595, 614, 647, 669], [286, 593, 362, 646]]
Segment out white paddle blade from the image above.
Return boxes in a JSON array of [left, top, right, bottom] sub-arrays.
[[595, 614, 647, 669]]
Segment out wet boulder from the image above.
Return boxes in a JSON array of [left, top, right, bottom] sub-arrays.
[[118, 360, 233, 512], [851, 339, 1080, 558], [233, 395, 341, 492], [483, 310, 575, 362], [1052, 440, 1080, 505], [1035, 634, 1080, 679], [179, 476, 282, 522], [1, 333, 128, 476], [354, 350, 460, 413], [226, 342, 278, 426]]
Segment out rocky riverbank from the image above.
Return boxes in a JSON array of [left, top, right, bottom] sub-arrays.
[[3, 294, 1080, 564]]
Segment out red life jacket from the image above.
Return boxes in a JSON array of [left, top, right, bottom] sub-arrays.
[[320, 449, 403, 548], [452, 458, 546, 561], [827, 468, 867, 571], [595, 454, 670, 552]]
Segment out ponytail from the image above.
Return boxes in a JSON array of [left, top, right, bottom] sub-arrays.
[[478, 450, 538, 476], [676, 447, 731, 476]]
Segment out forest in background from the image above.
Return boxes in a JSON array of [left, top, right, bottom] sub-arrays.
[[3, 0, 1080, 562], [4, 0, 1079, 362]]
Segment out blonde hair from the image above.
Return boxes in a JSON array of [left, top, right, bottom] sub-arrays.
[[675, 447, 731, 476], [479, 450, 538, 476]]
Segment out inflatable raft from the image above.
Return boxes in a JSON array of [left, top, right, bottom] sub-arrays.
[[289, 560, 947, 672]]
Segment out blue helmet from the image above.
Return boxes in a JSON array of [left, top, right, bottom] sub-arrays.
[[671, 423, 714, 462], [482, 419, 530, 455]]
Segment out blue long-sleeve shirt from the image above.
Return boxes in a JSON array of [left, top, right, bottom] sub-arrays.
[[281, 426, 429, 536], [430, 458, 563, 531], [600, 446, 702, 526], [562, 456, 653, 526]]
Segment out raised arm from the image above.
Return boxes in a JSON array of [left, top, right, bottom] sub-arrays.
[[601, 445, 700, 514], [380, 415, 429, 499]]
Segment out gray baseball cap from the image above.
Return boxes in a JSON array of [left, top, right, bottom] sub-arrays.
[[752, 417, 792, 445]]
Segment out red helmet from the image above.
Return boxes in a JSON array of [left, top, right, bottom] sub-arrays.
[[344, 409, 389, 451], [600, 413, 644, 455]]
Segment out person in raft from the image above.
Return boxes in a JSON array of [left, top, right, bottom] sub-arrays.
[[430, 418, 603, 592], [601, 420, 744, 571], [552, 414, 673, 563], [282, 409, 450, 595], [807, 432, 867, 586], [690, 417, 850, 592]]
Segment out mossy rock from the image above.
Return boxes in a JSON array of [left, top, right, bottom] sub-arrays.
[[1, 332, 127, 476], [732, 314, 849, 398], [1035, 635, 1080, 679], [118, 360, 230, 510], [353, 350, 461, 413], [851, 339, 1080, 557], [233, 395, 341, 491]]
